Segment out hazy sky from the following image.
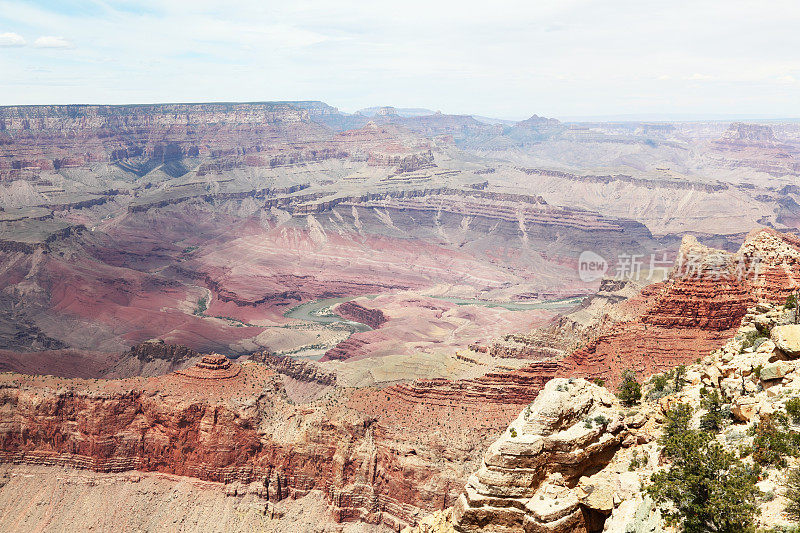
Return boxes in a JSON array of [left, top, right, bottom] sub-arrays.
[[1, 0, 799, 120]]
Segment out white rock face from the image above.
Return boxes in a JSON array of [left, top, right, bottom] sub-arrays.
[[761, 361, 792, 381], [452, 378, 630, 532], [771, 325, 800, 359]]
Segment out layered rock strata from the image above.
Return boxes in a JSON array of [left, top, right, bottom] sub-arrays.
[[336, 301, 388, 329], [250, 351, 337, 386], [408, 302, 800, 533], [452, 379, 627, 532], [0, 357, 480, 531], [385, 228, 800, 418]]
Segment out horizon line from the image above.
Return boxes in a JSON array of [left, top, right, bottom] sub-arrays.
[[0, 100, 799, 124]]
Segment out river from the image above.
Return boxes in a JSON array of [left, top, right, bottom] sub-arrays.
[[284, 294, 583, 328]]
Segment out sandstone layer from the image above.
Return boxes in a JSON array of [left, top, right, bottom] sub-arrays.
[[407, 301, 800, 532]]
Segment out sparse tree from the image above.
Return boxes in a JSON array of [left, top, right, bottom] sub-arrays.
[[617, 369, 642, 407], [749, 413, 800, 467], [700, 389, 728, 433], [786, 468, 800, 522], [674, 364, 687, 391], [651, 373, 668, 392], [649, 403, 761, 533]]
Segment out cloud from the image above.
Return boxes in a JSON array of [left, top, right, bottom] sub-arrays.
[[0, 32, 25, 47], [1, 0, 800, 117], [33, 36, 73, 49], [687, 73, 715, 81]]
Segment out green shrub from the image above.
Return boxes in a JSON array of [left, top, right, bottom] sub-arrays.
[[651, 374, 668, 391], [749, 413, 800, 468], [786, 397, 800, 424], [700, 389, 729, 433], [593, 415, 610, 426], [786, 468, 800, 522], [740, 331, 767, 354], [509, 427, 517, 438], [649, 403, 761, 533], [629, 450, 643, 471], [193, 295, 208, 315], [523, 403, 533, 420], [785, 293, 798, 310], [592, 378, 605, 387], [617, 369, 642, 407], [673, 365, 687, 391], [661, 403, 694, 456], [647, 373, 673, 400]]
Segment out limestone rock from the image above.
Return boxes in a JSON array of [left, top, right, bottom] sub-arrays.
[[401, 509, 454, 533], [701, 365, 722, 387], [732, 396, 759, 422], [770, 325, 800, 359], [623, 413, 647, 429], [603, 496, 661, 533], [760, 361, 792, 381], [452, 378, 621, 532], [756, 339, 776, 354]]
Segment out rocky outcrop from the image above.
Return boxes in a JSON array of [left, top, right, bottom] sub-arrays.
[[739, 228, 800, 302], [0, 362, 431, 530], [389, 363, 561, 408], [409, 300, 800, 533], [771, 324, 800, 358], [250, 351, 337, 386], [720, 122, 778, 144], [369, 149, 435, 173], [321, 337, 371, 362], [176, 354, 241, 379], [103, 339, 199, 378], [336, 301, 388, 329], [451, 379, 631, 532], [487, 335, 564, 360], [127, 338, 198, 363]]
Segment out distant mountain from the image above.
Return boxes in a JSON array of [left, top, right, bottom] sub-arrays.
[[515, 114, 562, 129], [356, 106, 437, 118], [720, 121, 778, 144], [470, 115, 517, 126]]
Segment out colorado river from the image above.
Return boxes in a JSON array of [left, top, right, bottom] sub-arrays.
[[284, 296, 373, 332], [284, 294, 582, 328], [280, 294, 582, 361], [435, 296, 584, 311]]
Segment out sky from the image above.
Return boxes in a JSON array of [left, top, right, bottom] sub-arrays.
[[1, 0, 799, 120]]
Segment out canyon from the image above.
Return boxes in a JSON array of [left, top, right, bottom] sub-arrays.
[[2, 102, 800, 531], [2, 227, 800, 531]]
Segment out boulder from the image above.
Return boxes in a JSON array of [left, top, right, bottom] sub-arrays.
[[760, 361, 792, 381], [623, 412, 647, 429], [578, 478, 615, 513], [732, 397, 759, 422], [701, 365, 722, 387], [754, 314, 772, 332], [757, 339, 776, 354], [770, 325, 800, 359]]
